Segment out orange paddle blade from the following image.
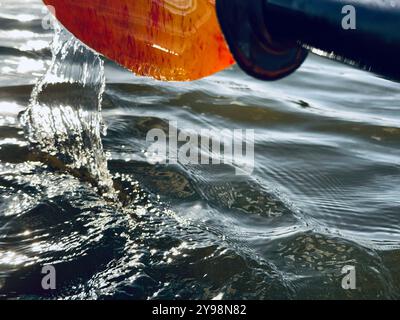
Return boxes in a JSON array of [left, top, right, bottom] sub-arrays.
[[43, 0, 234, 81]]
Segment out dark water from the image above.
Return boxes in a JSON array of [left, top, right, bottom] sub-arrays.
[[1, 0, 400, 300]]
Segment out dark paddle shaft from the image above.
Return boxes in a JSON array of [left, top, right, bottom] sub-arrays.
[[216, 0, 400, 81]]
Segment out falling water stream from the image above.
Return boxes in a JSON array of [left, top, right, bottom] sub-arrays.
[[20, 24, 115, 198]]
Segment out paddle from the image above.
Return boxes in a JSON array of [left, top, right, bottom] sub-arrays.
[[43, 0, 400, 82], [43, 0, 234, 81]]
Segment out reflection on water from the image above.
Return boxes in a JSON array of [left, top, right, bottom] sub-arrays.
[[0, 0, 400, 300]]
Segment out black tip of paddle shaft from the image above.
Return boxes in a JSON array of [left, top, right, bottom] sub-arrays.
[[217, 0, 400, 83], [216, 0, 308, 81]]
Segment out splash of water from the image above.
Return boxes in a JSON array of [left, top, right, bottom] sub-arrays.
[[20, 23, 115, 198]]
